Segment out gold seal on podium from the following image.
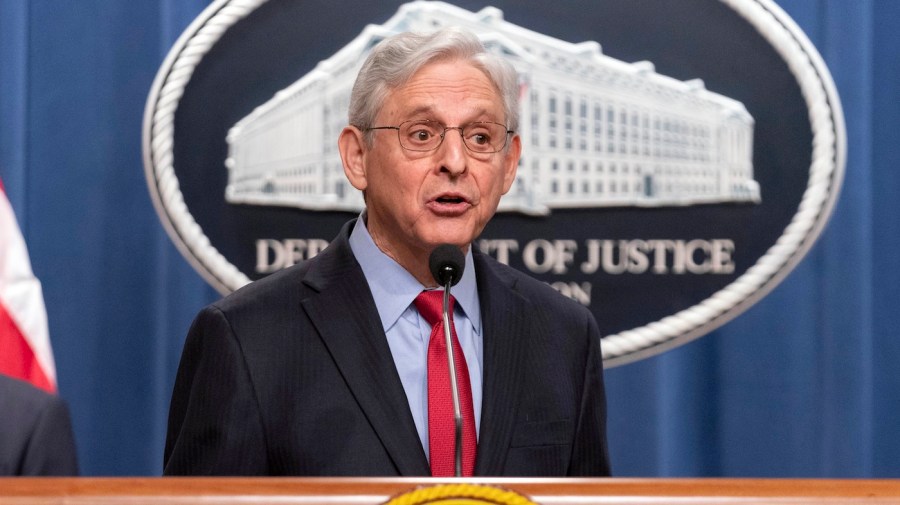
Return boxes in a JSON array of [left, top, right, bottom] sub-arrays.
[[385, 483, 538, 505]]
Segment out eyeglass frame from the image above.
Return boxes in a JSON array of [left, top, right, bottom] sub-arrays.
[[364, 119, 515, 154]]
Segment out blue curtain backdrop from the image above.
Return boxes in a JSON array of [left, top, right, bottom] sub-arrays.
[[0, 0, 897, 476]]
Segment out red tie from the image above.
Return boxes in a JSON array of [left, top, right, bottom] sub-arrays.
[[414, 290, 477, 477]]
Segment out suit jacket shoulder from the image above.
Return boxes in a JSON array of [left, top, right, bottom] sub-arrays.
[[473, 250, 600, 352], [0, 374, 79, 476]]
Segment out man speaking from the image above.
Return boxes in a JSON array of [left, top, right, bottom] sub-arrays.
[[164, 27, 610, 476]]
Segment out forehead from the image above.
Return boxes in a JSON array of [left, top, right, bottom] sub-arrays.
[[380, 60, 504, 121]]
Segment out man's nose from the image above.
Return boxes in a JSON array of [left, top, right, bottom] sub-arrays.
[[438, 128, 468, 175]]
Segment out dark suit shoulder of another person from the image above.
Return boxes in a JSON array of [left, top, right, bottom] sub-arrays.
[[0, 374, 79, 476]]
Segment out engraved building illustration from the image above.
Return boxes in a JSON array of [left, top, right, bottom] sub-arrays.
[[224, 1, 760, 216]]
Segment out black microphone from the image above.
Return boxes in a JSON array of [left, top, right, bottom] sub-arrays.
[[429, 244, 464, 287], [428, 244, 465, 477]]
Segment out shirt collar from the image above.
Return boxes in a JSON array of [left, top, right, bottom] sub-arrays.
[[348, 214, 481, 335]]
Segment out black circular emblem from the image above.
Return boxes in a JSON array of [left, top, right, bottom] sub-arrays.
[[143, 0, 844, 366]]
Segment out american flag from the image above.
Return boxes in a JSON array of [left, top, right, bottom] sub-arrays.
[[0, 177, 56, 393]]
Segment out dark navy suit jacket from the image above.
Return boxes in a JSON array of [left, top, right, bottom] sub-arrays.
[[0, 374, 78, 476], [164, 220, 610, 476]]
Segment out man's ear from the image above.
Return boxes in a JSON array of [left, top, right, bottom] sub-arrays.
[[339, 126, 368, 191]]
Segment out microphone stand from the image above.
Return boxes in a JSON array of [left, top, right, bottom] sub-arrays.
[[430, 245, 466, 478], [441, 275, 463, 478]]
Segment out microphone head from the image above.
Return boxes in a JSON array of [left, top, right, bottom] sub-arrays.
[[429, 244, 465, 287]]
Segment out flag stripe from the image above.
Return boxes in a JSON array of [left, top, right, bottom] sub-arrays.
[[0, 302, 54, 392], [0, 177, 57, 392]]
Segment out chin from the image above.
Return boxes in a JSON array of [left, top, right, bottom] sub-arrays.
[[421, 232, 473, 250], [418, 220, 482, 249]]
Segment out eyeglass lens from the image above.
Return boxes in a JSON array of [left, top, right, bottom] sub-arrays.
[[398, 120, 508, 152]]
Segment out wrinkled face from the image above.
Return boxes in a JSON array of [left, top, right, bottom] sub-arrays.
[[341, 60, 521, 270]]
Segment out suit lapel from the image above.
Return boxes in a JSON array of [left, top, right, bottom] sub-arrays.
[[472, 253, 530, 475], [300, 224, 430, 475]]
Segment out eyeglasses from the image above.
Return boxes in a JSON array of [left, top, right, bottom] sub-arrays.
[[366, 119, 513, 154]]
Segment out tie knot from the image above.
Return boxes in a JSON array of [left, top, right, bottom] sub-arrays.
[[414, 290, 455, 327]]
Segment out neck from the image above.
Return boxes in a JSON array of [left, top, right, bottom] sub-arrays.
[[364, 223, 467, 288], [382, 243, 438, 288], [380, 241, 469, 289]]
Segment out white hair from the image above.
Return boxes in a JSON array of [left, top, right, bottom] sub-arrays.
[[348, 26, 519, 145]]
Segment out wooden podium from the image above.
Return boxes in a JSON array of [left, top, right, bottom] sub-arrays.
[[1, 478, 899, 504]]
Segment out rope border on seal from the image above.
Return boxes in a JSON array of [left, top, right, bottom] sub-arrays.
[[599, 0, 845, 365], [142, 0, 845, 365], [143, 0, 267, 294]]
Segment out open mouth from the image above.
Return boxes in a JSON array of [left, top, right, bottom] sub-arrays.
[[429, 194, 471, 216]]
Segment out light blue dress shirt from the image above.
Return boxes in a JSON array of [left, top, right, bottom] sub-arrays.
[[348, 217, 483, 459]]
